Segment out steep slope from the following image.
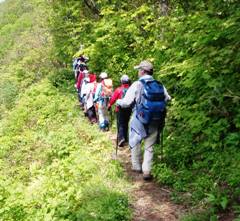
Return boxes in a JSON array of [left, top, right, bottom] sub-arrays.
[[0, 0, 131, 220], [0, 0, 52, 119]]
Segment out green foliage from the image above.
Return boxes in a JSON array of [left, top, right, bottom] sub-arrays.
[[48, 68, 74, 88], [49, 0, 240, 217], [1, 0, 240, 218], [0, 79, 131, 221], [0, 0, 52, 119]]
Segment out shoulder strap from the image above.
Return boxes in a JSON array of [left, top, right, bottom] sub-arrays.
[[139, 78, 155, 85], [139, 79, 147, 85], [140, 78, 163, 86]]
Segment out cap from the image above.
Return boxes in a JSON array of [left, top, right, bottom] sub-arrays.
[[100, 72, 108, 79], [134, 60, 153, 72], [120, 74, 130, 83]]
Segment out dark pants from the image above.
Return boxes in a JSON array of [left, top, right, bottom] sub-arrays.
[[87, 106, 97, 123], [117, 108, 132, 142]]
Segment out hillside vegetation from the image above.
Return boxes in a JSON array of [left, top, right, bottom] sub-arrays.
[[0, 0, 240, 220], [0, 0, 131, 220]]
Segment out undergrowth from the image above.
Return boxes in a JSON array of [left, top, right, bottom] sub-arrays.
[[0, 79, 131, 221]]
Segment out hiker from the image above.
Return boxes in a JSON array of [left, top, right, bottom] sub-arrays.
[[116, 60, 171, 180], [76, 69, 88, 106], [108, 75, 132, 147], [82, 73, 98, 124], [73, 55, 88, 71], [80, 70, 91, 114], [73, 58, 79, 72], [94, 72, 113, 131], [75, 61, 88, 83]]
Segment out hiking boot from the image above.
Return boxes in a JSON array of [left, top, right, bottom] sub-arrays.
[[90, 118, 97, 124], [143, 172, 153, 181], [104, 126, 109, 132], [118, 138, 125, 147]]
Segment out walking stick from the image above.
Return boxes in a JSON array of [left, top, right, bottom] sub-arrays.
[[160, 128, 164, 160], [110, 107, 113, 128], [115, 112, 119, 157]]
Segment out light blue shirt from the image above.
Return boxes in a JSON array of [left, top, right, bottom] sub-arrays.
[[93, 83, 102, 103]]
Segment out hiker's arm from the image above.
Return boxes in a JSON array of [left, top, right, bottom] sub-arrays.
[[116, 82, 138, 108], [163, 86, 171, 102], [109, 88, 120, 108]]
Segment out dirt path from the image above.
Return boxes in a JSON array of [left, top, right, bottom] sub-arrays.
[[109, 133, 186, 221]]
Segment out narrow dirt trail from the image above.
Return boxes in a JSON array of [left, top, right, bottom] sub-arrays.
[[109, 133, 187, 221]]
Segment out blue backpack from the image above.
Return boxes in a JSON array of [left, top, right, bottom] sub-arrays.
[[136, 79, 166, 125]]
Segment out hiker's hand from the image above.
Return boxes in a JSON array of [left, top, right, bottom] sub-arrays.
[[116, 99, 121, 107]]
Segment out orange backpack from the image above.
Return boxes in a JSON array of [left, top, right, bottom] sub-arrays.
[[101, 79, 113, 97]]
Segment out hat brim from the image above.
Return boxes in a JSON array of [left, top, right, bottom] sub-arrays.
[[134, 65, 141, 70]]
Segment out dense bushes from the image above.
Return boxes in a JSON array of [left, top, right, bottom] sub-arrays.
[[0, 80, 131, 220], [0, 82, 133, 218], [49, 0, 240, 218]]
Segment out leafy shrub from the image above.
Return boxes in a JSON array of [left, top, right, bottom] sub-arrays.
[[48, 68, 74, 88], [0, 80, 131, 220]]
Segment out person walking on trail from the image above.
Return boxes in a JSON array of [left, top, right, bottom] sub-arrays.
[[108, 75, 132, 147], [80, 70, 91, 115], [116, 60, 171, 180], [73, 54, 89, 69], [73, 54, 89, 72], [77, 62, 88, 80], [76, 69, 88, 106], [74, 55, 88, 83], [94, 72, 113, 131], [83, 74, 98, 124], [80, 70, 97, 113]]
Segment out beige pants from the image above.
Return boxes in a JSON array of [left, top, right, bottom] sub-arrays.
[[131, 127, 158, 173]]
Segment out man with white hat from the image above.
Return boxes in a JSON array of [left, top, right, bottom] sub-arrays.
[[94, 72, 113, 131], [108, 75, 132, 147], [117, 60, 171, 180]]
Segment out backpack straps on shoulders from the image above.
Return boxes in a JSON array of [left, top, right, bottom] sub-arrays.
[[139, 78, 163, 86]]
